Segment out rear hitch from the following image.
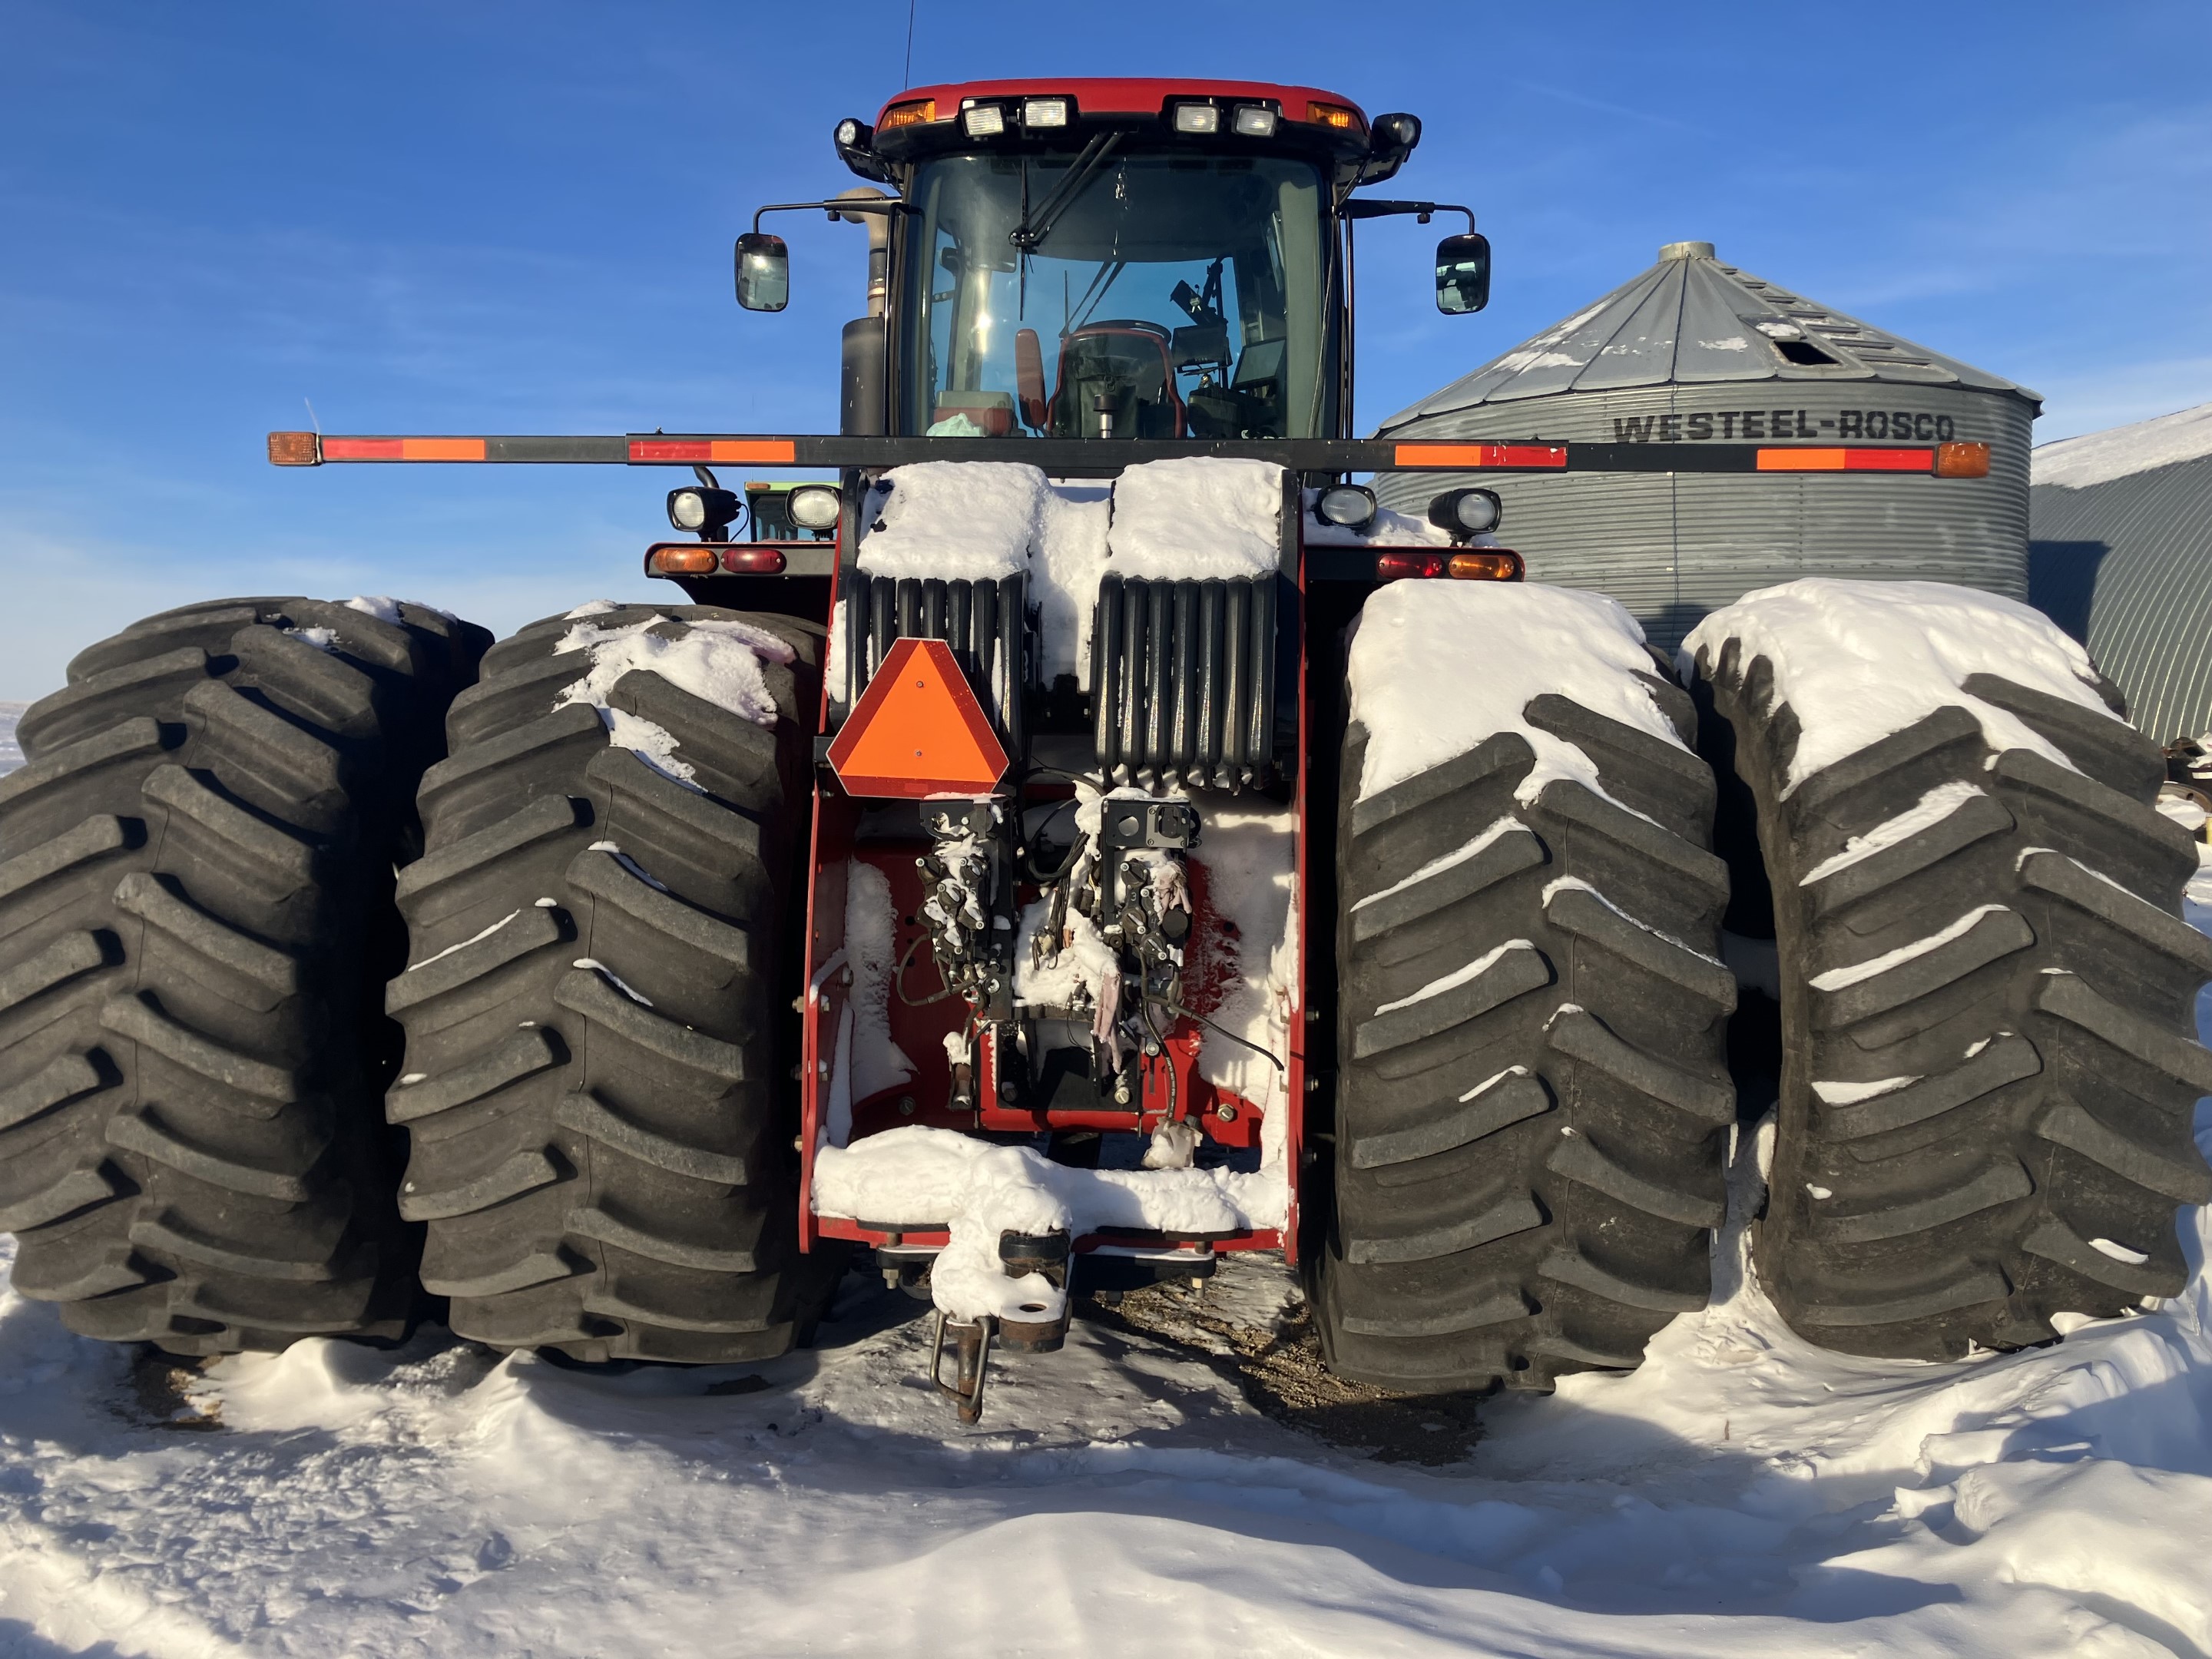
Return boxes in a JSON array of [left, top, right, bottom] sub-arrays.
[[927, 1227, 1073, 1425], [996, 1229, 1072, 1353], [929, 1313, 995, 1425]]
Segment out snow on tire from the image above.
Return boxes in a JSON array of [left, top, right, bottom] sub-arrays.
[[388, 604, 830, 1365], [1689, 579, 2212, 1359], [0, 596, 487, 1354], [1320, 583, 1734, 1392]]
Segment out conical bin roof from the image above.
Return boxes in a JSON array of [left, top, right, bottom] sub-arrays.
[[1377, 241, 2039, 432]]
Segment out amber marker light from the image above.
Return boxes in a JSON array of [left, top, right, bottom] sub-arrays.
[[879, 98, 937, 129], [651, 544, 719, 575], [1306, 102, 1363, 131], [1449, 550, 1523, 581], [267, 431, 320, 466], [1935, 441, 1992, 478]]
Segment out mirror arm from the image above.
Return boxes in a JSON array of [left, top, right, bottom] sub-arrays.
[[751, 198, 916, 234], [1339, 199, 1476, 234]]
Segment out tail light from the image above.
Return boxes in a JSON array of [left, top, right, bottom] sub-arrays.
[[1373, 548, 1523, 582], [1375, 551, 1446, 581], [721, 547, 788, 574], [1935, 441, 1992, 478]]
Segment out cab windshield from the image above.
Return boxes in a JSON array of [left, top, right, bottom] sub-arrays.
[[897, 151, 1332, 439]]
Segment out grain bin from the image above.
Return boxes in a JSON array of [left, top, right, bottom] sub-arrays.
[[1373, 242, 2041, 649]]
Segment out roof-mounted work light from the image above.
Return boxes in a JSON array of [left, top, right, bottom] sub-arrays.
[[1233, 104, 1279, 137], [1024, 97, 1070, 128], [962, 104, 1007, 138], [1172, 103, 1220, 134]]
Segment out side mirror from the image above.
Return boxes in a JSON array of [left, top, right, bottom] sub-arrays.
[[735, 233, 790, 312], [1435, 232, 1491, 314]]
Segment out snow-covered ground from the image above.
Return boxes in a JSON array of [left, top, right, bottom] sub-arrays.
[[0, 937, 2205, 1654]]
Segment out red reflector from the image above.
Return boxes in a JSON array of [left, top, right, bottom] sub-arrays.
[[1755, 446, 1931, 472], [1935, 441, 1992, 478], [267, 430, 320, 466], [628, 439, 799, 464], [721, 546, 788, 574], [826, 637, 1009, 800], [1449, 550, 1522, 581], [1375, 551, 1448, 581], [650, 544, 718, 575], [1392, 442, 1568, 470]]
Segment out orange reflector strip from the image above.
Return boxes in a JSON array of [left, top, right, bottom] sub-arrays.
[[1935, 441, 1992, 478], [267, 430, 320, 466], [1392, 442, 1568, 470], [318, 437, 487, 462], [826, 637, 1009, 800], [628, 439, 799, 464], [1755, 446, 1930, 472]]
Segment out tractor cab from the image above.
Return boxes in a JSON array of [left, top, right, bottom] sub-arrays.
[[740, 80, 1480, 442]]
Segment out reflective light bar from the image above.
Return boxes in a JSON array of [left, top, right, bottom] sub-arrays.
[[1753, 447, 1929, 472], [1233, 105, 1278, 137], [721, 546, 788, 574], [1172, 103, 1220, 134], [962, 104, 1005, 137], [1023, 98, 1069, 128], [1392, 442, 1568, 469], [630, 438, 797, 463], [1936, 441, 1992, 478], [650, 544, 717, 575], [880, 98, 936, 129]]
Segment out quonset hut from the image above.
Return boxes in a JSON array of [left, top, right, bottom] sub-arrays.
[[1373, 241, 2041, 648], [2029, 404, 2212, 746]]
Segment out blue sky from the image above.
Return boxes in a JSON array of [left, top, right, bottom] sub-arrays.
[[2, 0, 2207, 698]]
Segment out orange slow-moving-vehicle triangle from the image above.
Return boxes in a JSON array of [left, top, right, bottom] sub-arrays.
[[827, 637, 1009, 799]]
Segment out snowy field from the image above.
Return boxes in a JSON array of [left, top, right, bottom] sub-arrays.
[[0, 933, 2202, 1654]]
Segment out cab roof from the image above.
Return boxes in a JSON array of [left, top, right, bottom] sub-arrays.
[[875, 78, 1367, 131]]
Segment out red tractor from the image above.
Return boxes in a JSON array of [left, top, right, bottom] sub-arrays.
[[5, 78, 2201, 1420]]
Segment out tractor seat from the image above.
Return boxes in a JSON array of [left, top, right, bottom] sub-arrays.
[[1051, 323, 1184, 439]]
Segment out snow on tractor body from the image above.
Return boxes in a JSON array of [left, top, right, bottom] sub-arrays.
[[4, 78, 2203, 1423]]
